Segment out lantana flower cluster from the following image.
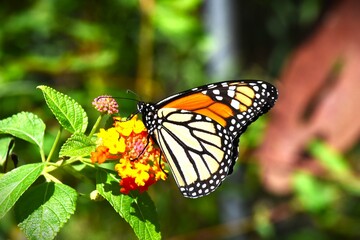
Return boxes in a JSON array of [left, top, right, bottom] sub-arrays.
[[92, 95, 119, 115], [91, 97, 167, 194]]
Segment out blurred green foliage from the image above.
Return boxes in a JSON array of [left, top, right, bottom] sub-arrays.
[[292, 140, 360, 238], [1, 0, 360, 239]]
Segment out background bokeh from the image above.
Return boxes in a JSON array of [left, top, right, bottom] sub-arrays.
[[1, 0, 360, 239]]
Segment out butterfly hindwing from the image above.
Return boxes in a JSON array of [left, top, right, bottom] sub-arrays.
[[153, 108, 237, 198], [138, 80, 278, 198]]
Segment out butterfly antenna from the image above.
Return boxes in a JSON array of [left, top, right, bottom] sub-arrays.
[[115, 109, 139, 123], [126, 89, 142, 101], [110, 90, 141, 122]]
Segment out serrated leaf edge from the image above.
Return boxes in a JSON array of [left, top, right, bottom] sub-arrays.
[[0, 112, 45, 149], [0, 163, 45, 218], [37, 85, 88, 133], [97, 171, 161, 240]]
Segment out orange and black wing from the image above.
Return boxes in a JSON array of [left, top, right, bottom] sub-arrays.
[[138, 80, 278, 198]]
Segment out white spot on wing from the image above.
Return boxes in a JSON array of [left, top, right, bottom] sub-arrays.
[[216, 96, 223, 101], [227, 90, 235, 97], [213, 89, 220, 95], [231, 99, 240, 109]]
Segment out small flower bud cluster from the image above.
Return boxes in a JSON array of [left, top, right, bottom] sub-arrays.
[[92, 95, 119, 115]]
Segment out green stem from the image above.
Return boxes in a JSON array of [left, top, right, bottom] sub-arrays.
[[89, 114, 104, 137], [61, 157, 81, 166], [40, 148, 46, 162], [81, 158, 93, 164], [45, 157, 76, 172], [46, 127, 63, 163], [80, 158, 97, 167], [45, 157, 93, 173], [43, 172, 62, 183]]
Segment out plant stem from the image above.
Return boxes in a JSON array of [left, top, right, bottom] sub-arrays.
[[89, 114, 104, 137], [43, 172, 62, 183], [47, 127, 63, 162], [81, 159, 96, 168], [40, 148, 46, 162]]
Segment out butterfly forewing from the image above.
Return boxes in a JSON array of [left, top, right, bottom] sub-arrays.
[[138, 80, 278, 198], [158, 80, 277, 137]]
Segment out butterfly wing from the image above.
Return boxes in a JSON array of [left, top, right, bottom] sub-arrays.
[[157, 80, 278, 137], [153, 108, 240, 198], [139, 80, 278, 198]]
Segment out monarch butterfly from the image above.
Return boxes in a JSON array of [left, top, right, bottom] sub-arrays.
[[137, 80, 278, 198]]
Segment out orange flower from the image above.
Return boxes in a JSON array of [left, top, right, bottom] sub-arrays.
[[91, 115, 167, 195], [91, 146, 110, 164]]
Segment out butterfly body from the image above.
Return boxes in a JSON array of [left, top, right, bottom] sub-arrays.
[[137, 80, 278, 198]]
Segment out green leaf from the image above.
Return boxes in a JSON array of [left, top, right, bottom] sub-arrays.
[[15, 182, 77, 240], [0, 112, 45, 150], [96, 169, 161, 240], [37, 85, 88, 133], [59, 133, 95, 157], [0, 163, 44, 219], [293, 172, 339, 213], [308, 140, 350, 175]]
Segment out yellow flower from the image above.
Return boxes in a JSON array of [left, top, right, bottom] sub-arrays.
[[114, 115, 145, 136], [91, 115, 168, 195], [135, 171, 150, 186], [97, 128, 126, 154], [133, 119, 145, 134]]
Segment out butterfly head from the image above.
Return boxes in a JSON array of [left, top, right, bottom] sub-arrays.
[[137, 101, 155, 116], [136, 101, 145, 113]]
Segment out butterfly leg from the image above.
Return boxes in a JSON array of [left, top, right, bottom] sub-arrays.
[[158, 153, 169, 176], [129, 134, 151, 161]]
